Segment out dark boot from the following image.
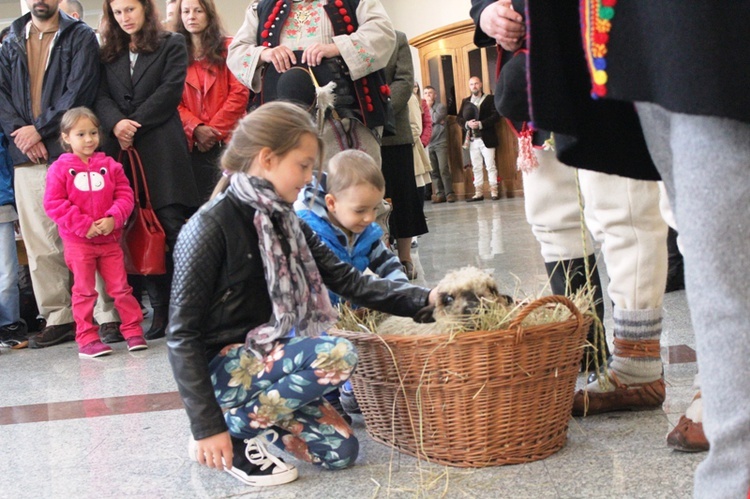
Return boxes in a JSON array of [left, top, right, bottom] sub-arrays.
[[143, 271, 172, 340], [545, 255, 609, 371], [665, 228, 685, 293], [145, 305, 168, 340]]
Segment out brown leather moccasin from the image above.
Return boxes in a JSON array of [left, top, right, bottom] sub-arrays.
[[572, 377, 666, 416], [667, 415, 709, 452]]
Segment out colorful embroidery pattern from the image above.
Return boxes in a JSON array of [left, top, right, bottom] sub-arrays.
[[581, 0, 617, 98], [352, 40, 374, 72], [282, 1, 323, 49]]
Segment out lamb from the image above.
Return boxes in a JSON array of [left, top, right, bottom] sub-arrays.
[[375, 266, 510, 336]]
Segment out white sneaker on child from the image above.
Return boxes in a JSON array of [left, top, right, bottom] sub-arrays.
[[225, 435, 298, 487]]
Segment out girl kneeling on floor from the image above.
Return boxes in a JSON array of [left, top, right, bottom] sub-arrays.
[[43, 107, 146, 358], [167, 101, 436, 487]]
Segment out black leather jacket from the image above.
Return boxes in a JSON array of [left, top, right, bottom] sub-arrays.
[[167, 189, 430, 440]]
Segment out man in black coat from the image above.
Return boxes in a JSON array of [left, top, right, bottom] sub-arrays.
[[0, 1, 120, 349], [456, 77, 501, 201], [474, 2, 750, 496]]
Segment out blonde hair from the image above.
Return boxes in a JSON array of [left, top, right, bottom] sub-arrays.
[[59, 107, 101, 151], [212, 101, 323, 197], [326, 149, 385, 196]]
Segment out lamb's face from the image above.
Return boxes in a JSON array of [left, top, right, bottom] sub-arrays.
[[432, 267, 501, 318], [434, 285, 499, 318]]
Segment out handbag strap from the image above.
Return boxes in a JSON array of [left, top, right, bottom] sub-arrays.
[[119, 147, 154, 209]]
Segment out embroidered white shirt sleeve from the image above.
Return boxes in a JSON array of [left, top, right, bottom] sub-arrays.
[[332, 0, 395, 80], [227, 4, 266, 92]]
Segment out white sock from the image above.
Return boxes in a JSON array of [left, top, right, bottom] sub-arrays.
[[587, 307, 663, 393]]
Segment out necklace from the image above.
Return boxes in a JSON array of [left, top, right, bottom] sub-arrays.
[[291, 3, 314, 44]]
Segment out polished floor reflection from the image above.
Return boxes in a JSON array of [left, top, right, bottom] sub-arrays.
[[0, 197, 701, 498]]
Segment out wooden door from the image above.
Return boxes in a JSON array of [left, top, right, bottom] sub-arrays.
[[411, 21, 522, 198]]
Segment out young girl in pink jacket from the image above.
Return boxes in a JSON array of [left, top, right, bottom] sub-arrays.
[[44, 107, 146, 358]]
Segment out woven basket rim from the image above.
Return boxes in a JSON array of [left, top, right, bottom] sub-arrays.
[[331, 295, 586, 343]]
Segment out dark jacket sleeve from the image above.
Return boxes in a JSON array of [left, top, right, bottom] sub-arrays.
[[129, 34, 189, 133], [0, 42, 28, 135], [302, 221, 430, 316], [480, 97, 500, 130], [167, 212, 228, 440], [456, 97, 469, 128], [470, 0, 500, 47], [35, 26, 100, 140], [388, 32, 415, 118]]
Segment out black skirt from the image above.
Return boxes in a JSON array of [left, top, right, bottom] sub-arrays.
[[380, 143, 428, 239]]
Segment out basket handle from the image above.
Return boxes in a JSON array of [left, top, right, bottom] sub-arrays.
[[508, 295, 584, 343]]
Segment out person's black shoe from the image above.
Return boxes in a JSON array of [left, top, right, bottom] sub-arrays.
[[99, 322, 125, 343], [466, 195, 484, 202], [28, 322, 76, 349], [224, 436, 298, 487], [144, 306, 167, 340], [27, 317, 46, 334], [0, 320, 29, 349]]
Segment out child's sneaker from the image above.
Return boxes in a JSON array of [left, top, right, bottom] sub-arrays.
[[0, 320, 29, 349], [188, 436, 198, 462], [126, 336, 148, 352], [78, 340, 113, 359], [225, 436, 298, 487]]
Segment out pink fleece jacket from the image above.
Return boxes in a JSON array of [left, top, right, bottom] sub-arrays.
[[44, 152, 135, 245]]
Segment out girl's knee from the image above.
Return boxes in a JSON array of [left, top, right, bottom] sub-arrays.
[[339, 338, 358, 365], [311, 337, 358, 374], [319, 435, 359, 470]]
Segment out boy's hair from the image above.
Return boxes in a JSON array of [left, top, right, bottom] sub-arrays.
[[59, 107, 101, 151], [212, 101, 323, 197], [326, 149, 385, 196]]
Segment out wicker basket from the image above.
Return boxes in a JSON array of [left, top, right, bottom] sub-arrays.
[[329, 295, 591, 468]]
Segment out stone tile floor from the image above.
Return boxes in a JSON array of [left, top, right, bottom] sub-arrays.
[[0, 197, 701, 498]]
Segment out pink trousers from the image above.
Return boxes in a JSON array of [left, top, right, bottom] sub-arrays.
[[63, 240, 143, 347]]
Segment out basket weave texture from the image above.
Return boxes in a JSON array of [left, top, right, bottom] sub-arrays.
[[329, 295, 591, 468]]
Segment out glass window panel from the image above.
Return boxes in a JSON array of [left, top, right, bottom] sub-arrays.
[[441, 55, 457, 115]]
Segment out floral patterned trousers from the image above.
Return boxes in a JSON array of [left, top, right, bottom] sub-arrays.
[[209, 336, 359, 470]]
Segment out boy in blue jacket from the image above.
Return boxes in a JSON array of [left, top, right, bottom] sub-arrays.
[[295, 149, 407, 415], [295, 149, 407, 305], [0, 132, 26, 349]]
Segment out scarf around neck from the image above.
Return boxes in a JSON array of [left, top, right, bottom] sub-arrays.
[[229, 173, 338, 353]]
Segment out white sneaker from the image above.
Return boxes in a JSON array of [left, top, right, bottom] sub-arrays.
[[188, 436, 198, 462], [225, 436, 298, 487]]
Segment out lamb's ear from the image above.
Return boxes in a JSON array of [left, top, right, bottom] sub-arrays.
[[414, 305, 436, 323]]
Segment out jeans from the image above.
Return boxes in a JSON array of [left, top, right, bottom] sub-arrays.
[[0, 221, 19, 326]]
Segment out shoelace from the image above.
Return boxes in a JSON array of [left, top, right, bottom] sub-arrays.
[[244, 435, 290, 472]]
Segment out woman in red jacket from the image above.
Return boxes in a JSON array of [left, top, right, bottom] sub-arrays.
[[176, 0, 249, 202]]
